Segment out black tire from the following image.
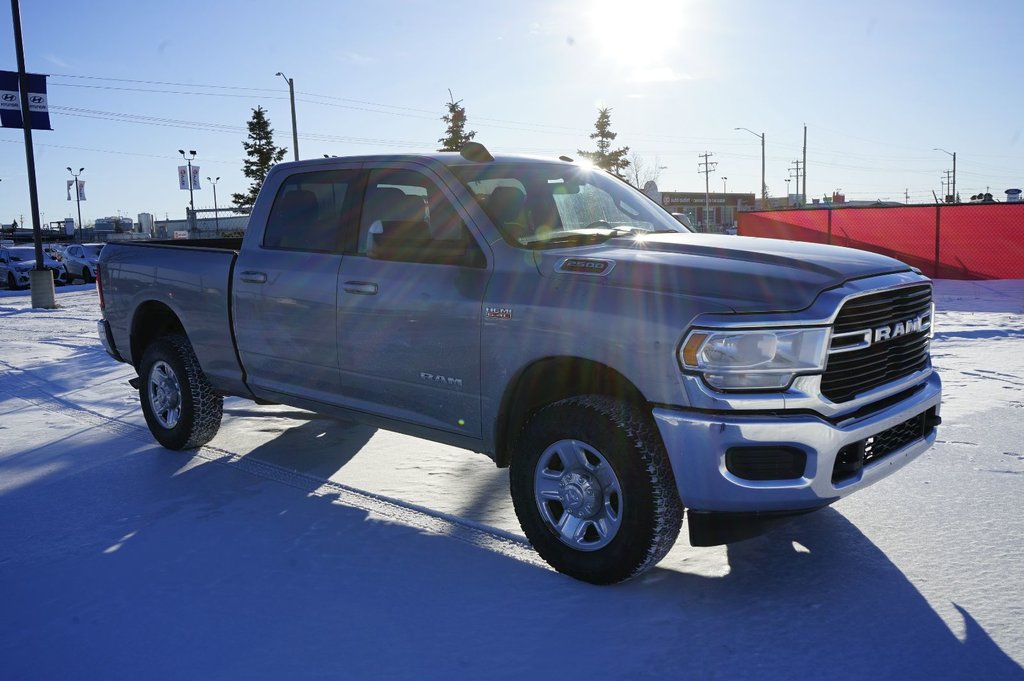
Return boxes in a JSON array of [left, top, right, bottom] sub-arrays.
[[82, 267, 93, 284], [6, 273, 15, 290], [138, 334, 223, 450], [510, 395, 683, 584]]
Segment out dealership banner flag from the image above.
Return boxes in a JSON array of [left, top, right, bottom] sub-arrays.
[[191, 165, 201, 190], [0, 70, 53, 130], [178, 166, 189, 190], [67, 180, 86, 200]]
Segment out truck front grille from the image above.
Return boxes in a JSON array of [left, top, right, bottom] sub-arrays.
[[821, 284, 932, 403]]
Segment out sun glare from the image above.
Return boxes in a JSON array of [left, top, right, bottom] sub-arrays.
[[586, 0, 689, 82]]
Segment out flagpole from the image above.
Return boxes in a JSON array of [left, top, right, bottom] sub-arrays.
[[10, 0, 55, 307]]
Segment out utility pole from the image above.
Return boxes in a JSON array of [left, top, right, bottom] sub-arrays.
[[905, 188, 910, 204], [207, 176, 220, 232], [698, 151, 717, 232], [802, 124, 807, 207], [943, 170, 954, 202], [934, 148, 956, 204], [790, 160, 803, 204], [10, 0, 55, 308], [734, 127, 766, 203], [276, 71, 299, 161]]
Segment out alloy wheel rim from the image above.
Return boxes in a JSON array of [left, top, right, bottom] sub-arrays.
[[148, 360, 182, 429], [533, 439, 623, 551]]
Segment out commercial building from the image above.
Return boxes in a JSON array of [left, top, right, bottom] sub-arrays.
[[660, 191, 756, 232]]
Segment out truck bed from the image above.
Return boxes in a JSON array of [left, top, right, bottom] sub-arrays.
[[99, 239, 249, 397]]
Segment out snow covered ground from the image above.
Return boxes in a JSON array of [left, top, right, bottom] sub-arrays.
[[1, 280, 1022, 680]]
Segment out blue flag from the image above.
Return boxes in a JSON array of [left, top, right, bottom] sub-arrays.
[[0, 70, 52, 131]]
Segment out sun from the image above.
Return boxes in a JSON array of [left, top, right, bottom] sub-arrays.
[[586, 0, 690, 82]]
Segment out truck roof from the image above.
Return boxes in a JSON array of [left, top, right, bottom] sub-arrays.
[[271, 145, 576, 173]]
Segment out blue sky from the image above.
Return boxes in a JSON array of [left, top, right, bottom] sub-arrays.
[[1, 0, 1022, 227]]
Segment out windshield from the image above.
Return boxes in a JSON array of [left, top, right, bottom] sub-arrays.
[[9, 249, 35, 262], [452, 162, 688, 249], [83, 245, 103, 258]]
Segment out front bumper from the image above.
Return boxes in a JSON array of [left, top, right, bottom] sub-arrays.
[[7, 267, 65, 287], [653, 371, 941, 513]]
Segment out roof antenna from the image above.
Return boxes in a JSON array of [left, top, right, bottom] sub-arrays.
[[460, 141, 494, 162]]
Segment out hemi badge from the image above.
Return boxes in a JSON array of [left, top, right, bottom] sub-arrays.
[[486, 307, 513, 320]]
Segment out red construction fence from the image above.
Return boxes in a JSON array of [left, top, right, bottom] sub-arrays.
[[737, 203, 1024, 280]]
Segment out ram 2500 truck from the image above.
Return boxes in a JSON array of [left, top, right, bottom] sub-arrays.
[[97, 143, 941, 584]]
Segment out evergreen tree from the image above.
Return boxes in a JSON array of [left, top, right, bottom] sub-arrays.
[[437, 90, 476, 152], [231, 106, 288, 208], [578, 107, 630, 179]]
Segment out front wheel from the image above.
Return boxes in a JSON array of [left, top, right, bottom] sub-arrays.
[[139, 335, 223, 450], [510, 395, 683, 584], [82, 267, 93, 284]]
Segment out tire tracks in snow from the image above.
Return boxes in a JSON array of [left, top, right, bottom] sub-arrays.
[[0, 359, 546, 571]]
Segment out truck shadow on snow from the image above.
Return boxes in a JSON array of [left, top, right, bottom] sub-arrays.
[[2, 432, 1021, 680], [200, 414, 1022, 679], [640, 509, 1023, 678]]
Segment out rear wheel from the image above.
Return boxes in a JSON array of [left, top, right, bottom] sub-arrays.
[[139, 335, 223, 450], [82, 267, 93, 284], [510, 395, 683, 584]]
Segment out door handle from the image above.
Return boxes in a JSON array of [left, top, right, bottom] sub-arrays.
[[344, 281, 378, 295], [239, 271, 267, 284]]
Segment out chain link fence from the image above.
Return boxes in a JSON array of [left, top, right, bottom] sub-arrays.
[[738, 203, 1024, 279]]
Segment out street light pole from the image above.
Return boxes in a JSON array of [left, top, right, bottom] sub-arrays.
[[178, 149, 197, 230], [276, 71, 299, 161], [722, 176, 728, 194], [934, 148, 956, 203], [735, 127, 766, 203], [207, 176, 220, 232], [66, 166, 84, 242]]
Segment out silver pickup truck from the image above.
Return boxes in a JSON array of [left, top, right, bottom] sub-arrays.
[[97, 144, 942, 584]]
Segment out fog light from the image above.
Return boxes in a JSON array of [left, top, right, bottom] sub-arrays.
[[726, 447, 807, 481]]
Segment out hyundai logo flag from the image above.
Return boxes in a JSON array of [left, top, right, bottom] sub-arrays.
[[0, 70, 52, 130]]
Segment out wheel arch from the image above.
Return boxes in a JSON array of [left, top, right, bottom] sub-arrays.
[[494, 356, 650, 468], [130, 301, 187, 370]]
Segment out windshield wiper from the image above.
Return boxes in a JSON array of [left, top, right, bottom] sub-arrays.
[[531, 231, 614, 248]]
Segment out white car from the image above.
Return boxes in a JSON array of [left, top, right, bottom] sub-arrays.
[[43, 243, 67, 262], [62, 243, 105, 283], [0, 245, 68, 289]]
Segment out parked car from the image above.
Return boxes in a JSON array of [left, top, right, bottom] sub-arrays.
[[0, 245, 68, 288], [63, 243, 105, 283], [670, 212, 695, 230], [43, 243, 67, 262]]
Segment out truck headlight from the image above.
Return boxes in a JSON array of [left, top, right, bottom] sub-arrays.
[[680, 327, 830, 390]]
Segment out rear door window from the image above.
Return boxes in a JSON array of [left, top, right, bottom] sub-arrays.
[[263, 169, 361, 253]]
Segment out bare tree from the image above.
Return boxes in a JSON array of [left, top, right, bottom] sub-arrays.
[[626, 152, 664, 189]]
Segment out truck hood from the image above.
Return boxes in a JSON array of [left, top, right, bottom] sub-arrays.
[[535, 233, 912, 313]]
